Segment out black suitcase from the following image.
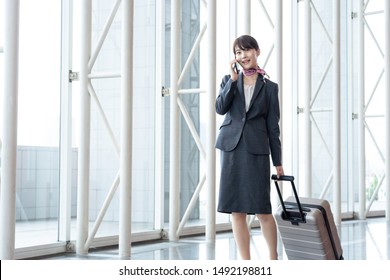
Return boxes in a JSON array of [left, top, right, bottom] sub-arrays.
[[272, 175, 343, 260]]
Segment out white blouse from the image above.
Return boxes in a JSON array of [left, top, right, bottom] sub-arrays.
[[243, 84, 255, 112]]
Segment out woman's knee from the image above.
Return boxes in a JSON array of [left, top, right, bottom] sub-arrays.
[[231, 212, 247, 223], [256, 214, 274, 224]]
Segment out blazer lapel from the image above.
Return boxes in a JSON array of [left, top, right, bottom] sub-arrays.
[[248, 75, 265, 111], [237, 73, 246, 112]]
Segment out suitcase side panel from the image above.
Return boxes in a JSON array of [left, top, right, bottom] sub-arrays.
[[275, 207, 336, 259], [275, 199, 343, 260], [271, 177, 343, 260], [285, 196, 343, 259]]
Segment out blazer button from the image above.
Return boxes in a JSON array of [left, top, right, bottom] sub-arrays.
[[242, 117, 245, 122]]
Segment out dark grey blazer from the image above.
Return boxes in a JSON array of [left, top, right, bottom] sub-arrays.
[[215, 73, 282, 166]]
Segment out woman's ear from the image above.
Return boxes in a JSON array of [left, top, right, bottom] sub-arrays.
[[256, 49, 261, 57]]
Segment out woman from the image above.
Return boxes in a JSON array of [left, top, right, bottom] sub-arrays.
[[215, 35, 284, 260]]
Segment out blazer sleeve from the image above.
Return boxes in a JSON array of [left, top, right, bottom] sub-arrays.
[[266, 83, 282, 166], [215, 75, 237, 115]]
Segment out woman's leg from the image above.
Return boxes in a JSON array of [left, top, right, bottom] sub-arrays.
[[256, 214, 278, 260], [231, 212, 251, 260]]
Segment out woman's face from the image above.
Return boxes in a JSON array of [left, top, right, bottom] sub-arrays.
[[234, 47, 260, 70]]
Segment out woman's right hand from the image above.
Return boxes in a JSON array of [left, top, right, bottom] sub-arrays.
[[229, 59, 239, 81]]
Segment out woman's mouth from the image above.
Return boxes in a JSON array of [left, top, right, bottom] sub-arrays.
[[240, 60, 251, 68]]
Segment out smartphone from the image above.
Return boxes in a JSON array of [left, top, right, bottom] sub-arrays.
[[233, 63, 239, 74]]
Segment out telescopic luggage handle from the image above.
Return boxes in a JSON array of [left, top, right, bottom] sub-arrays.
[[271, 174, 306, 224], [271, 174, 295, 182]]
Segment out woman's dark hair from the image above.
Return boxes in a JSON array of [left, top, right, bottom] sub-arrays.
[[232, 35, 260, 54]]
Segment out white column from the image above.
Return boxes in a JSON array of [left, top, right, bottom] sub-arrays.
[[384, 0, 390, 220], [169, 0, 181, 241], [0, 0, 19, 260], [332, 0, 341, 226], [59, 0, 73, 242], [275, 0, 283, 143], [357, 0, 366, 219], [154, 0, 166, 231], [76, 0, 92, 254], [229, 0, 237, 44], [292, 0, 299, 185], [303, 0, 312, 197], [119, 0, 134, 257], [206, 0, 217, 242], [346, 0, 355, 219], [243, 0, 251, 34]]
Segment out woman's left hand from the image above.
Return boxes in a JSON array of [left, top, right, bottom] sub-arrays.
[[275, 166, 284, 178]]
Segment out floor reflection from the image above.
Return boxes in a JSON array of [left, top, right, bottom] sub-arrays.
[[32, 218, 390, 260]]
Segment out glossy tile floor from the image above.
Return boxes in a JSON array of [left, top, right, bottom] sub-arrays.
[[32, 217, 390, 260]]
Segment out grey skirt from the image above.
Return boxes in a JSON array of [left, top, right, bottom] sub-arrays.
[[217, 137, 271, 214]]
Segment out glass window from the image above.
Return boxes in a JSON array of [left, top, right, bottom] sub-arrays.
[[14, 0, 62, 248], [70, 0, 157, 239]]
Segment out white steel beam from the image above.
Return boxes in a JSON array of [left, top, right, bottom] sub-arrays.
[[85, 171, 120, 250], [177, 174, 206, 236], [88, 72, 121, 79], [206, 0, 217, 242], [0, 0, 19, 260], [358, 0, 366, 219], [258, 0, 274, 29], [88, 82, 120, 155], [385, 0, 390, 220], [169, 0, 181, 241], [177, 23, 207, 87], [303, 0, 312, 197], [119, 0, 134, 257], [311, 57, 333, 107], [332, 0, 341, 226], [310, 1, 332, 45], [88, 0, 121, 71], [178, 88, 206, 94], [177, 98, 206, 159], [76, 0, 92, 255]]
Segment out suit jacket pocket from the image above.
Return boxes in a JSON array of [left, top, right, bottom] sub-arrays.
[[215, 118, 241, 151], [219, 118, 232, 129]]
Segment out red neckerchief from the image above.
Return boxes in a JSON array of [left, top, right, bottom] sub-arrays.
[[242, 66, 269, 79]]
